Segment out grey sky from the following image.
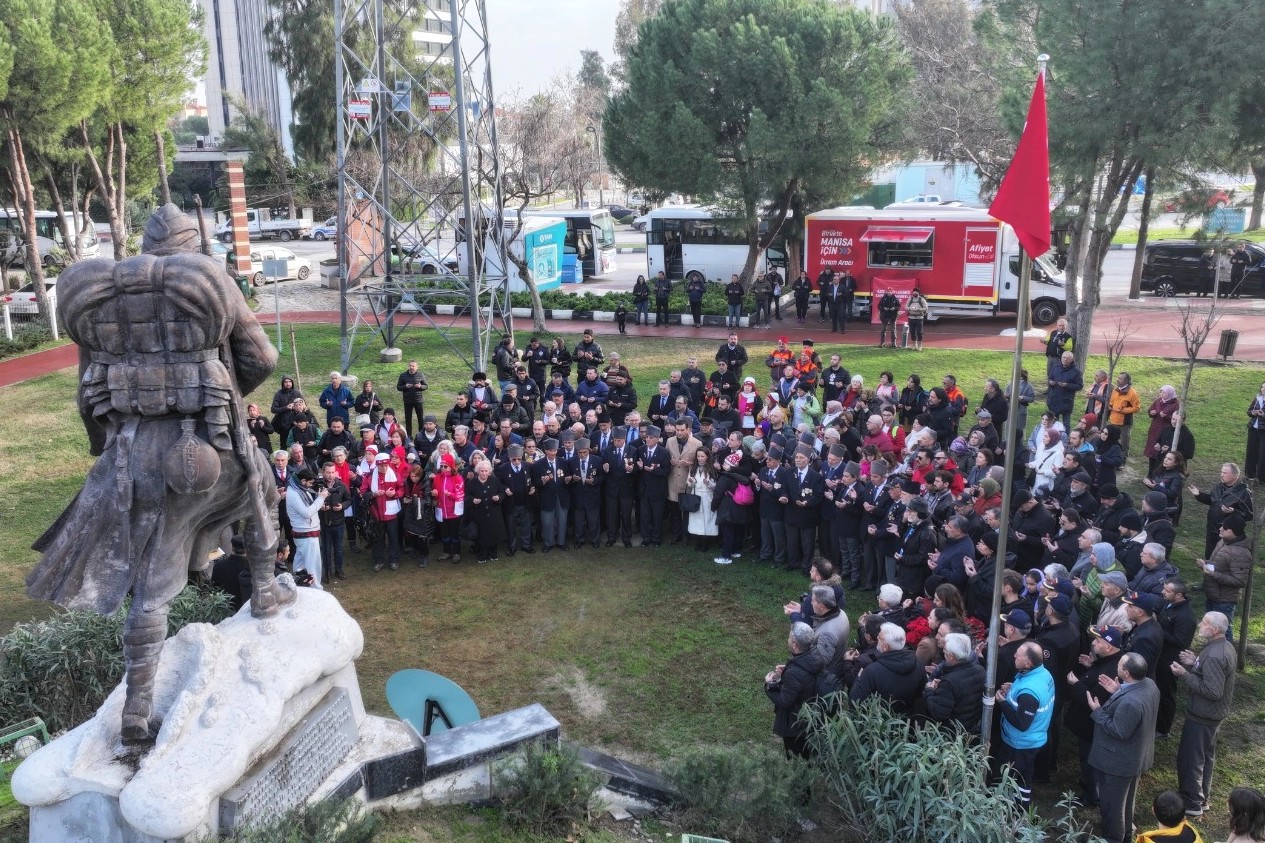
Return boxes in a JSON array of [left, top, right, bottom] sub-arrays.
[[486, 0, 619, 98]]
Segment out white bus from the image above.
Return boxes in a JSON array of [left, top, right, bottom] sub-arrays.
[[522, 207, 617, 278], [643, 205, 787, 283], [0, 208, 100, 267]]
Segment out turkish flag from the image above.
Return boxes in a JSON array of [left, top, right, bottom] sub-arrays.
[[989, 74, 1051, 258]]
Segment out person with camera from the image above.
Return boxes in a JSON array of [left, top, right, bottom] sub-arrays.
[[287, 467, 330, 589]]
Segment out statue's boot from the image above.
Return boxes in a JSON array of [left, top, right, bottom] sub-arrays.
[[121, 606, 167, 745]]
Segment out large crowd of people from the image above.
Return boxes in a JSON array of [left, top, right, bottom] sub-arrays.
[[220, 318, 1258, 843]]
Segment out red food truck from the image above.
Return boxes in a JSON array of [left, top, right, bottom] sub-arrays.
[[804, 206, 1067, 326]]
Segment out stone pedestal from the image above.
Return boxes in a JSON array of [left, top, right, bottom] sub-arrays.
[[13, 586, 366, 842]]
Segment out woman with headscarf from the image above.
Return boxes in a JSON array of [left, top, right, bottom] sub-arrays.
[[1143, 385, 1180, 473], [1072, 542, 1124, 629], [737, 376, 761, 434], [1094, 424, 1125, 492]]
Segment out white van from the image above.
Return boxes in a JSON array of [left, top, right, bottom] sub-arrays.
[[0, 208, 101, 267]]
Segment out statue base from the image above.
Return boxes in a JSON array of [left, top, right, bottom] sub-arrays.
[[13, 585, 368, 842]]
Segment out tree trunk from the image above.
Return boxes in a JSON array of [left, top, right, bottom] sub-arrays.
[[1250, 160, 1265, 231], [1128, 165, 1156, 299], [505, 253, 547, 333], [41, 160, 79, 261], [81, 120, 127, 260], [6, 126, 48, 313], [155, 129, 172, 206], [115, 123, 129, 245]]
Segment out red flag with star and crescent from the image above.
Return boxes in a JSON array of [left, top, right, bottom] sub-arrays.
[[989, 73, 1050, 257]]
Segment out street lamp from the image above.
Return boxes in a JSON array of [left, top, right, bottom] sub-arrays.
[[585, 124, 603, 207]]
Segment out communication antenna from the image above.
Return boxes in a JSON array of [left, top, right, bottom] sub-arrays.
[[333, 0, 510, 371]]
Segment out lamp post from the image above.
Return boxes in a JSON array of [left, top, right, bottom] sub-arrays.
[[585, 124, 603, 207]]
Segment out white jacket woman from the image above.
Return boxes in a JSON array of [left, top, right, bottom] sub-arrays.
[[1028, 428, 1065, 496]]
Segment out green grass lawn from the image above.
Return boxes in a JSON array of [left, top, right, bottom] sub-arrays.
[[1112, 225, 1265, 245], [1, 325, 1263, 841]]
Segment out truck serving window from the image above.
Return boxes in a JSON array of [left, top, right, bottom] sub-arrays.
[[860, 226, 933, 269]]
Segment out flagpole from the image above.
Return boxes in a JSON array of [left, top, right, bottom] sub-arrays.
[[979, 53, 1049, 757]]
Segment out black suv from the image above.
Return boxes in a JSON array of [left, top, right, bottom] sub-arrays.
[[1140, 239, 1265, 297]]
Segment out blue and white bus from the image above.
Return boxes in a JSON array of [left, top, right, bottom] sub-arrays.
[[522, 207, 618, 278]]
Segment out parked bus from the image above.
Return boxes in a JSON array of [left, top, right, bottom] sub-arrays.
[[642, 205, 787, 283], [522, 208, 617, 278], [0, 208, 100, 267], [456, 213, 567, 293]]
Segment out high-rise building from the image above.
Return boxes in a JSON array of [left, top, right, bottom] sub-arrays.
[[199, 0, 295, 159], [413, 0, 454, 63]]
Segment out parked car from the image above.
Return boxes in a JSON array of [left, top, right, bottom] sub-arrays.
[[4, 277, 56, 320], [303, 217, 337, 241], [249, 246, 312, 286], [1140, 239, 1265, 297], [1162, 188, 1231, 214], [631, 213, 650, 232], [603, 204, 636, 222]]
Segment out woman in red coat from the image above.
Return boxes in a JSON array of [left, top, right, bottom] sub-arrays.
[[1143, 385, 1180, 473], [432, 454, 466, 562]]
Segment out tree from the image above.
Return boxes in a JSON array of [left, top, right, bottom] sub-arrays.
[[0, 0, 110, 310], [577, 50, 610, 100], [80, 0, 206, 259], [890, 0, 1016, 187], [605, 0, 910, 285], [984, 0, 1265, 367], [612, 0, 663, 82], [265, 0, 336, 163], [221, 102, 299, 218], [1230, 81, 1265, 230], [500, 89, 588, 331]]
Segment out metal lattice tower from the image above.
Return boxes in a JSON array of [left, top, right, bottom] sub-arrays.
[[334, 0, 510, 372]]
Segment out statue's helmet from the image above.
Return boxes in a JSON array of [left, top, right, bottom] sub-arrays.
[[142, 203, 202, 255]]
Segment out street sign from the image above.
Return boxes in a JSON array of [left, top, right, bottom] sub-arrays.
[[348, 99, 371, 120], [428, 91, 452, 112]]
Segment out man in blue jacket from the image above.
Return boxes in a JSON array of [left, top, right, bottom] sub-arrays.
[[996, 641, 1056, 810]]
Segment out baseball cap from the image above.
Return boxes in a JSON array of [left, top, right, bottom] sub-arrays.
[[1001, 609, 1033, 631], [1089, 625, 1124, 648]]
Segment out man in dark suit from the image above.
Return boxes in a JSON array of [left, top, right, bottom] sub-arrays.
[[756, 445, 793, 568], [1088, 652, 1160, 843], [531, 438, 572, 552], [601, 426, 637, 547], [568, 438, 604, 549], [496, 444, 535, 555], [646, 381, 675, 429], [784, 445, 824, 574], [637, 426, 671, 546]]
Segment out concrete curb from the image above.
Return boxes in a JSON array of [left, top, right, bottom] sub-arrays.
[[401, 301, 750, 328]]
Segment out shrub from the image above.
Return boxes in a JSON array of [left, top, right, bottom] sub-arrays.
[[0, 320, 53, 360], [493, 741, 601, 836], [664, 743, 808, 843], [0, 585, 235, 733], [211, 798, 380, 843], [806, 697, 1042, 843]]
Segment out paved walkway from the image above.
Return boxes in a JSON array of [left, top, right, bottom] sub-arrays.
[[2, 306, 1260, 390]]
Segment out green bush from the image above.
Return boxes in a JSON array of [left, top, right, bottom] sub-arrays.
[[805, 698, 1103, 843], [664, 743, 808, 843], [0, 585, 235, 733], [0, 320, 52, 360], [210, 798, 380, 843], [493, 741, 601, 836]]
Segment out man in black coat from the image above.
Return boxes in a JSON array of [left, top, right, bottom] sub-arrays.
[[531, 438, 573, 553], [1035, 594, 1082, 780], [756, 446, 793, 568], [1122, 591, 1164, 678], [1154, 577, 1196, 737], [1011, 491, 1057, 571], [315, 417, 356, 466], [766, 622, 827, 758], [923, 632, 986, 734], [1065, 624, 1126, 809], [601, 426, 637, 547], [568, 438, 604, 549], [784, 445, 824, 574], [714, 332, 749, 380], [850, 622, 926, 715], [637, 426, 671, 546], [496, 445, 535, 555], [1092, 486, 1136, 548], [396, 359, 429, 436]]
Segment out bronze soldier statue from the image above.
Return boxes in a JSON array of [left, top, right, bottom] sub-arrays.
[[27, 204, 296, 744]]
